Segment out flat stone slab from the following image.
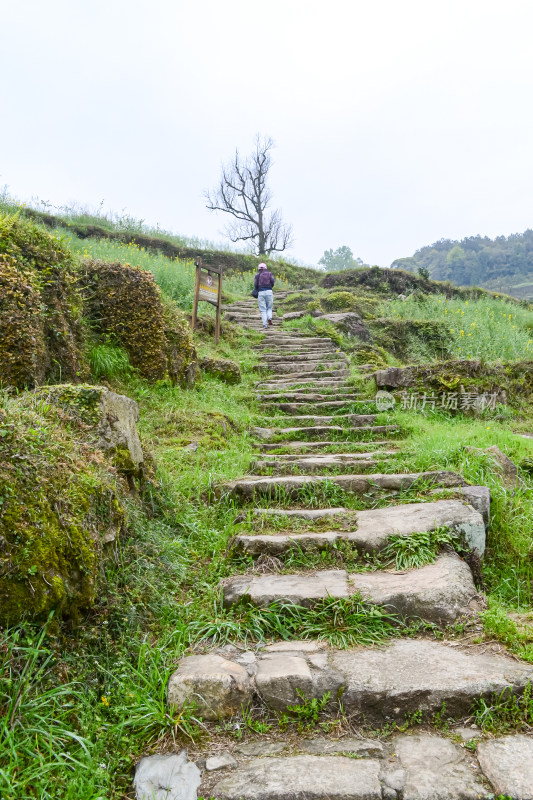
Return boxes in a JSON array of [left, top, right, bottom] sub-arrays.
[[134, 752, 201, 800], [223, 471, 465, 501], [477, 735, 533, 798], [223, 570, 350, 607], [300, 737, 384, 757], [332, 638, 533, 720], [350, 553, 479, 624], [212, 755, 382, 800], [223, 555, 478, 624], [354, 498, 486, 555], [259, 440, 396, 452], [258, 394, 362, 403], [386, 734, 485, 799]]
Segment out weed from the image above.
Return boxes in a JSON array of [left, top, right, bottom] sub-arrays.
[[286, 689, 331, 730], [380, 527, 462, 570], [472, 681, 533, 732]]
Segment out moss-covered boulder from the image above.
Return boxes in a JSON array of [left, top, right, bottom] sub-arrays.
[[373, 359, 533, 409], [0, 388, 130, 625], [163, 298, 198, 387], [81, 260, 198, 386], [200, 357, 241, 385], [36, 384, 144, 476], [0, 213, 86, 388], [81, 259, 167, 381]]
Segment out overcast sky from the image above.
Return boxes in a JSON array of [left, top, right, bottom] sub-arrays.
[[2, 0, 533, 266]]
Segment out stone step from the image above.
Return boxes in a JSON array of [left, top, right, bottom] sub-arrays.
[[257, 393, 363, 402], [235, 498, 486, 555], [256, 379, 352, 390], [140, 733, 533, 799], [254, 337, 334, 346], [252, 424, 398, 442], [222, 553, 478, 624], [256, 364, 350, 376], [267, 413, 376, 427], [167, 638, 533, 723], [256, 346, 338, 355], [250, 453, 394, 475], [262, 400, 371, 412], [259, 353, 348, 364], [222, 470, 465, 501]]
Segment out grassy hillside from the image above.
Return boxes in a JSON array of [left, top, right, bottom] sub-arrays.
[[392, 229, 533, 300], [0, 193, 319, 306]]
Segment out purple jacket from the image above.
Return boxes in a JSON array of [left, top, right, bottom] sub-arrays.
[[254, 270, 275, 290]]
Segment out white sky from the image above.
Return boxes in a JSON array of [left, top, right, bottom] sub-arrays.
[[2, 0, 533, 266]]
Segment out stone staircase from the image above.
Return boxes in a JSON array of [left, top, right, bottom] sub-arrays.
[[135, 298, 533, 799]]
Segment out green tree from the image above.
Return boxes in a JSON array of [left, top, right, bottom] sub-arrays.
[[318, 245, 357, 271]]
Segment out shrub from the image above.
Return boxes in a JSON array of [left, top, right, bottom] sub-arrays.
[[321, 290, 359, 312], [89, 343, 133, 380]]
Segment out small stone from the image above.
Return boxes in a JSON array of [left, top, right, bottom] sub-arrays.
[[453, 726, 481, 742], [134, 752, 201, 800], [205, 752, 238, 771], [167, 654, 253, 721], [477, 735, 533, 798]]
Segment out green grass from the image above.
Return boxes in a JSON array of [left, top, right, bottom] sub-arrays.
[[89, 342, 132, 380], [379, 293, 533, 361]]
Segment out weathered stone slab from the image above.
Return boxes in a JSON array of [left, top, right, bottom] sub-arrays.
[[211, 755, 382, 800], [354, 499, 486, 555], [385, 734, 485, 799], [477, 735, 533, 798], [134, 752, 201, 800], [250, 506, 347, 520], [167, 655, 252, 720], [350, 553, 479, 624], [332, 638, 533, 720], [223, 570, 350, 608], [300, 737, 384, 757]]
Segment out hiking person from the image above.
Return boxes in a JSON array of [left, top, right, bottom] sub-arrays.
[[254, 262, 275, 329]]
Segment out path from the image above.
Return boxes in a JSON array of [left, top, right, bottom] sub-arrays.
[[136, 296, 533, 799]]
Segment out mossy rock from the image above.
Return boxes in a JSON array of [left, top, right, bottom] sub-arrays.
[[200, 357, 241, 385], [0, 392, 125, 625], [163, 297, 198, 387], [81, 259, 167, 381], [0, 213, 87, 388]]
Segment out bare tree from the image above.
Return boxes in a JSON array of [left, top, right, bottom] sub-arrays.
[[205, 136, 293, 255]]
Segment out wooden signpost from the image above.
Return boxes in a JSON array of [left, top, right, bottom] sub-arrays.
[[191, 257, 223, 344]]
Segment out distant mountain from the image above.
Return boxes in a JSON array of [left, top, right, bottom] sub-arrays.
[[391, 230, 533, 299]]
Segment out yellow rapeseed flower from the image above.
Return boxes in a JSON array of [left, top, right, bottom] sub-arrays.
[[101, 696, 110, 706]]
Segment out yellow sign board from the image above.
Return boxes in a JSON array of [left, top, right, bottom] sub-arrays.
[[199, 271, 219, 305]]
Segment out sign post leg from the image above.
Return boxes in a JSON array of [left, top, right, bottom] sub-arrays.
[[191, 261, 202, 333], [215, 271, 222, 345]]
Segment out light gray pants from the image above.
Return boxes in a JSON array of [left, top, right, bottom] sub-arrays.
[[257, 290, 273, 327]]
